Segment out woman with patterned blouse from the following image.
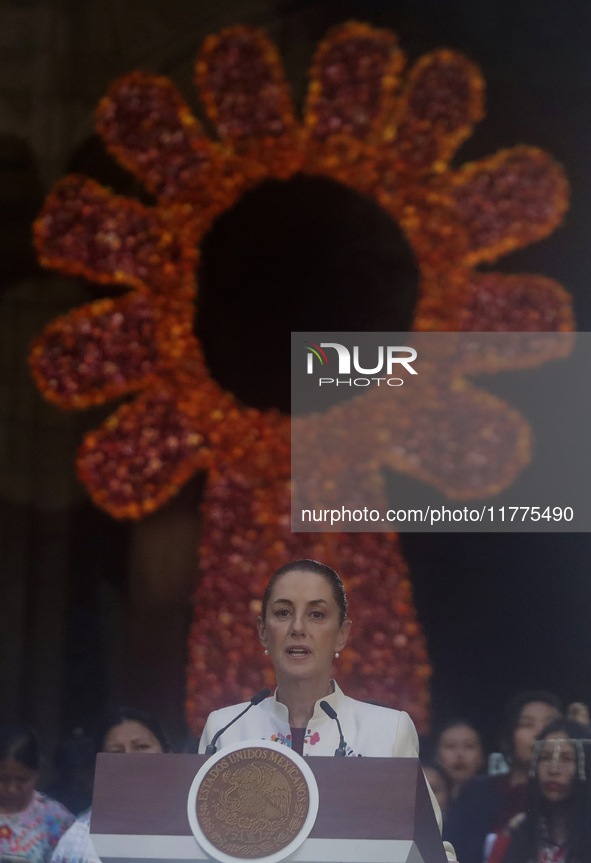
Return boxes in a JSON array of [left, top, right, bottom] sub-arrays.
[[0, 724, 74, 863]]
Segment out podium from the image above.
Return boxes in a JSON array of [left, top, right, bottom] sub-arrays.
[[90, 753, 447, 863]]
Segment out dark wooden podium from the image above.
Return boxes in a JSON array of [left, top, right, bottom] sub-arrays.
[[90, 753, 447, 863]]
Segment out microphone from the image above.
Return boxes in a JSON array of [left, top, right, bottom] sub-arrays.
[[320, 700, 346, 756], [205, 688, 271, 755]]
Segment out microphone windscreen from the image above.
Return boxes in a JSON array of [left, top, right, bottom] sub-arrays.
[[250, 688, 272, 705], [320, 700, 337, 720]]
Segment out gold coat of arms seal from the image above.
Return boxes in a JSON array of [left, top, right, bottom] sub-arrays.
[[187, 740, 319, 863]]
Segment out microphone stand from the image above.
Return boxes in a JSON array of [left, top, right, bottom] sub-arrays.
[[320, 700, 347, 756], [205, 688, 271, 755]]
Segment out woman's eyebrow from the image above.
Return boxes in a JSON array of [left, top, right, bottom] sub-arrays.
[[271, 598, 328, 605]]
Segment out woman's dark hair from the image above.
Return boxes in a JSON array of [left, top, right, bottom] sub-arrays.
[[437, 718, 483, 743], [95, 707, 172, 754], [261, 559, 348, 624], [0, 724, 41, 771], [436, 718, 485, 758], [503, 718, 591, 863], [501, 690, 563, 757]]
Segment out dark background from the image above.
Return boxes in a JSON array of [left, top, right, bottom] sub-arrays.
[[1, 0, 591, 761]]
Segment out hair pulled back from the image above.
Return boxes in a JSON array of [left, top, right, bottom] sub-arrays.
[[0, 724, 41, 772], [262, 559, 348, 624]]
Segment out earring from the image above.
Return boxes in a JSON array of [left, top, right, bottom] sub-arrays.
[[264, 649, 269, 655], [335, 652, 340, 659]]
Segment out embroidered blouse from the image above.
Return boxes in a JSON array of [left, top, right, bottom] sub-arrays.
[[0, 791, 74, 863], [49, 810, 100, 863], [198, 679, 450, 845]]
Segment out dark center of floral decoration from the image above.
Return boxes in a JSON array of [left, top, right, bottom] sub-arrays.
[[195, 173, 419, 413]]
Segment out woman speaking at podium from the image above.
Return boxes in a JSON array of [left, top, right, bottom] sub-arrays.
[[198, 558, 454, 857]]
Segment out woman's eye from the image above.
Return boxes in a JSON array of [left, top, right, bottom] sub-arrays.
[[276, 608, 290, 617], [310, 611, 324, 618]]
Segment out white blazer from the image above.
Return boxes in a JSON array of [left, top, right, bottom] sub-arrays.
[[198, 680, 446, 837]]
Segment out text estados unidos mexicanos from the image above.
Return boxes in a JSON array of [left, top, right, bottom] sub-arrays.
[[301, 506, 574, 526]]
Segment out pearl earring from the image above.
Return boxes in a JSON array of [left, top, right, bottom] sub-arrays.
[[335, 652, 340, 659], [264, 649, 269, 655]]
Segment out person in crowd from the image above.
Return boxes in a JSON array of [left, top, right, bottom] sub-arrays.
[[198, 558, 457, 859], [489, 718, 591, 863], [0, 724, 74, 863], [443, 690, 562, 863], [50, 707, 171, 863], [566, 703, 591, 727], [44, 732, 95, 816], [423, 763, 451, 818], [436, 720, 485, 800]]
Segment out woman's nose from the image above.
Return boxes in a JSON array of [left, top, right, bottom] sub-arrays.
[[290, 612, 306, 634]]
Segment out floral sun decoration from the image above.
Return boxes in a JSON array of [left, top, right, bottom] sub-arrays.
[[30, 22, 573, 733]]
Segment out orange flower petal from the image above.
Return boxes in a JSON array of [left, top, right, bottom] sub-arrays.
[[294, 378, 533, 505], [77, 389, 205, 519], [449, 147, 569, 265], [29, 294, 158, 409], [386, 50, 484, 178], [459, 272, 575, 332], [96, 72, 224, 209], [196, 26, 299, 180], [376, 383, 533, 499], [449, 272, 575, 373], [304, 22, 404, 141], [197, 25, 295, 140], [34, 175, 195, 294]]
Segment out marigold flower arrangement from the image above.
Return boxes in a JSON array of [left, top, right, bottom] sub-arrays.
[[29, 22, 573, 733]]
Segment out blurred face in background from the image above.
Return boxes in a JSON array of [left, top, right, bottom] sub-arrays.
[[102, 721, 164, 754], [537, 732, 577, 803], [513, 702, 561, 767], [437, 724, 484, 788], [0, 757, 38, 813]]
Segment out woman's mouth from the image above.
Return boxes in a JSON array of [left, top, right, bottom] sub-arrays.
[[286, 646, 311, 659], [543, 782, 566, 793]]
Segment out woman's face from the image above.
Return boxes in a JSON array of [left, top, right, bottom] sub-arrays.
[[258, 570, 351, 682], [513, 701, 560, 766], [537, 732, 577, 803], [102, 720, 164, 754], [0, 757, 38, 813], [437, 724, 484, 786]]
